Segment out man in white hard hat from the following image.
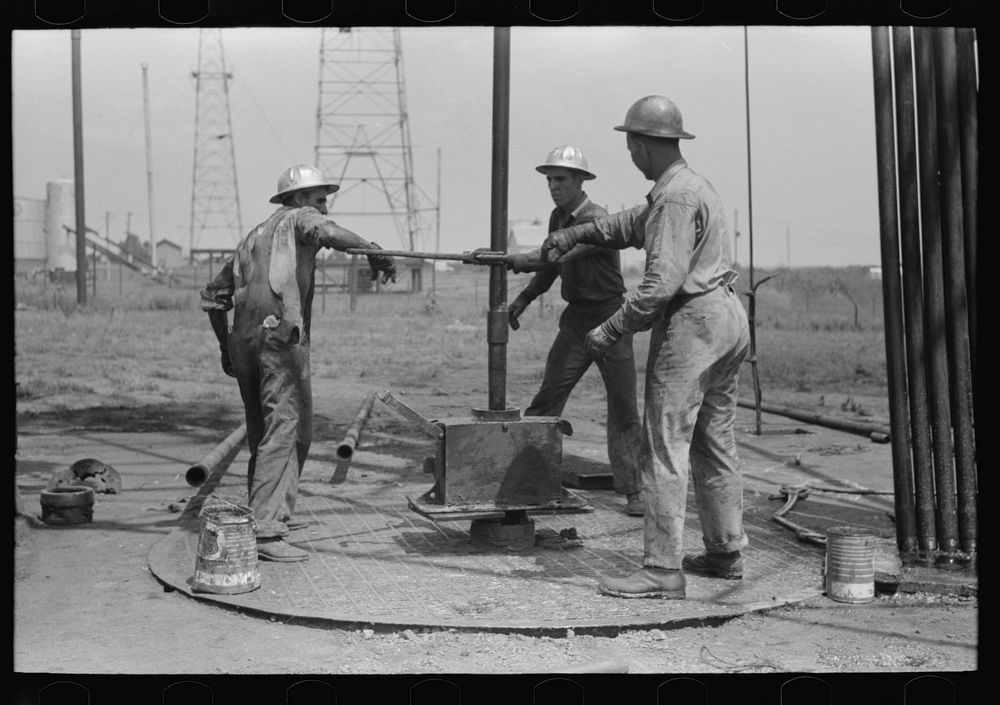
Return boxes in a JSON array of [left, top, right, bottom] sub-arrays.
[[541, 97, 751, 599], [200, 165, 397, 562], [506, 145, 643, 516]]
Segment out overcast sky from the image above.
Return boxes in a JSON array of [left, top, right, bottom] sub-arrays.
[[13, 25, 888, 268]]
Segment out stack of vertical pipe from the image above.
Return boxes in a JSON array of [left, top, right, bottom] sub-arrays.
[[871, 27, 977, 564]]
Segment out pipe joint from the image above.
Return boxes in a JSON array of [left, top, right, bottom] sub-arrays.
[[487, 310, 509, 344]]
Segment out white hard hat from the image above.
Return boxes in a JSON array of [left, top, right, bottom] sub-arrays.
[[269, 165, 340, 204], [614, 95, 695, 140], [535, 145, 596, 180]]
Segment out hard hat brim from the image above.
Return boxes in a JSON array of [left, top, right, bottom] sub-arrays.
[[269, 183, 340, 204], [535, 165, 596, 180], [614, 125, 695, 139]]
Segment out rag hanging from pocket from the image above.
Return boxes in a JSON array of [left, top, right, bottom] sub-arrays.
[[267, 210, 304, 341]]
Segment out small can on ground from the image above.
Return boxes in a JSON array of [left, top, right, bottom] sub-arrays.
[[825, 525, 877, 603]]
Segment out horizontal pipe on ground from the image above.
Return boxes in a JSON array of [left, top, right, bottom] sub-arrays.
[[336, 393, 377, 462], [185, 424, 247, 487], [737, 400, 890, 440]]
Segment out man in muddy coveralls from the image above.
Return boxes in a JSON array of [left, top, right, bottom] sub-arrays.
[[506, 145, 643, 516], [201, 165, 397, 562], [542, 97, 751, 599]]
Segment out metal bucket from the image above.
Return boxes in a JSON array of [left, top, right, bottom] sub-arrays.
[[192, 501, 260, 595], [825, 525, 876, 603]]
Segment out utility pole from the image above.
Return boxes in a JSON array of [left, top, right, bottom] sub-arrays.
[[733, 208, 740, 267], [433, 147, 441, 303], [71, 29, 87, 305], [786, 226, 791, 268], [125, 211, 133, 262], [143, 63, 157, 268], [105, 210, 112, 280], [743, 26, 771, 435]]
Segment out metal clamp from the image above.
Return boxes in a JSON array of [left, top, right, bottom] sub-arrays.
[[375, 391, 444, 440]]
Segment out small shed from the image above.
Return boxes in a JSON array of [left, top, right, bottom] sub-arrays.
[[155, 239, 184, 269]]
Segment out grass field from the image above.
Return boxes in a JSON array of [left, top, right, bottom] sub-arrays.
[[14, 262, 891, 422]]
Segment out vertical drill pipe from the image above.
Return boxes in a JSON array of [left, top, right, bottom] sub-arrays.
[[933, 27, 977, 553], [892, 26, 937, 552], [955, 28, 978, 385], [871, 26, 917, 554], [914, 27, 959, 554], [336, 393, 377, 462], [488, 27, 511, 412]]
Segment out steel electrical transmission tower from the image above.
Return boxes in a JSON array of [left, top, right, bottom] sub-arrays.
[[314, 28, 432, 259], [189, 29, 243, 258]]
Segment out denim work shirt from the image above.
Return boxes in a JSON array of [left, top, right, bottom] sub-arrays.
[[578, 160, 737, 334], [518, 196, 627, 306], [200, 206, 361, 345]]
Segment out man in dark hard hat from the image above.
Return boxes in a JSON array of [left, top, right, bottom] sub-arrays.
[[201, 165, 397, 562], [542, 97, 751, 599], [506, 145, 643, 516]]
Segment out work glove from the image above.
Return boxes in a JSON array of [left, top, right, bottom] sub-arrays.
[[220, 348, 236, 378], [507, 295, 530, 330], [584, 314, 625, 360], [506, 250, 545, 273], [365, 241, 397, 284], [470, 248, 539, 272], [541, 228, 579, 263]]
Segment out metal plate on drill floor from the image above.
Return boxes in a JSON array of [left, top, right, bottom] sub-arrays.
[[406, 488, 591, 522], [148, 445, 826, 635], [560, 454, 615, 490]]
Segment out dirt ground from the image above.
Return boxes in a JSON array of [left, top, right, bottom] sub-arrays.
[[13, 367, 979, 700]]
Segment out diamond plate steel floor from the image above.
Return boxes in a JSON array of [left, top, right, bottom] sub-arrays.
[[146, 415, 863, 635]]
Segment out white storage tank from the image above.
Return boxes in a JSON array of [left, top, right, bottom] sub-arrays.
[[44, 179, 77, 272]]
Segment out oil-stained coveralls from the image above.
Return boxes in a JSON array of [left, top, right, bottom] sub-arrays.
[[511, 197, 642, 497], [546, 160, 751, 570], [200, 206, 379, 539]]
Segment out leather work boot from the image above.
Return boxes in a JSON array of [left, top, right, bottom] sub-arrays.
[[257, 538, 309, 562], [682, 551, 743, 579], [597, 568, 685, 599], [625, 492, 644, 517]]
